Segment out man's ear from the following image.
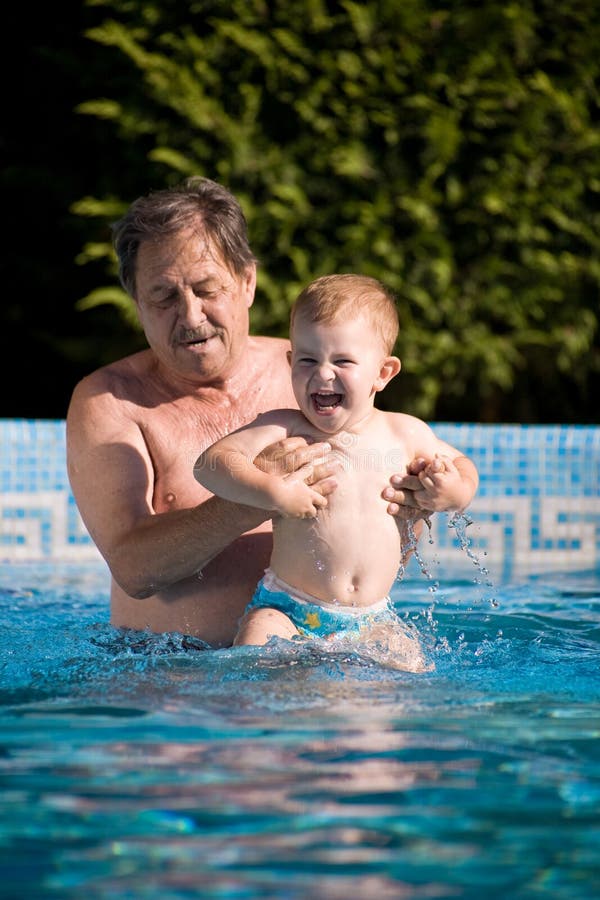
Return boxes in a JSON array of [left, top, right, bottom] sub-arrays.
[[374, 356, 401, 392], [243, 264, 257, 308], [286, 349, 292, 367]]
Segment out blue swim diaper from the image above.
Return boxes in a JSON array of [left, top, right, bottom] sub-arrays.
[[245, 575, 395, 639]]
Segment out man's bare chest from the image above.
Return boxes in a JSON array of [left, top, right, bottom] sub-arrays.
[[142, 383, 295, 511]]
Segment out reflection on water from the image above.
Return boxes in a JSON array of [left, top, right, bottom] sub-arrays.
[[0, 561, 599, 898]]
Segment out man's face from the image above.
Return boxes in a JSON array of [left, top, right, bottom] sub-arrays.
[[134, 227, 256, 384]]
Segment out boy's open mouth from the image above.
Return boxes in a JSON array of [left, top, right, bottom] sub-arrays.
[[312, 392, 343, 410]]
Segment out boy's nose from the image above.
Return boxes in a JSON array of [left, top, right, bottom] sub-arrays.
[[316, 363, 335, 381]]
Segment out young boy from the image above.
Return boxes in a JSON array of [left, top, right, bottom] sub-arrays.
[[194, 274, 478, 668]]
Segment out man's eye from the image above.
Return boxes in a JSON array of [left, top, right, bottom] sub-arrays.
[[193, 285, 219, 298], [298, 357, 316, 365], [152, 295, 176, 309]]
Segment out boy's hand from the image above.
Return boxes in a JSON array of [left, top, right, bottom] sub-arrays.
[[412, 455, 461, 511], [271, 479, 328, 519], [383, 455, 469, 515]]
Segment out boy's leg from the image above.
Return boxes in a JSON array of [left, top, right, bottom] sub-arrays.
[[366, 619, 432, 672], [233, 607, 299, 646]]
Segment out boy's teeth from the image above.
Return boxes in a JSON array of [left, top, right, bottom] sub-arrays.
[[315, 393, 341, 407]]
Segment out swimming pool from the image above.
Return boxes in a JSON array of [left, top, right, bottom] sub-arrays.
[[1, 421, 599, 898]]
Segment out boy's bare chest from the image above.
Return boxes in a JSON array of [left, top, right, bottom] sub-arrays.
[[330, 430, 408, 475], [326, 432, 410, 511]]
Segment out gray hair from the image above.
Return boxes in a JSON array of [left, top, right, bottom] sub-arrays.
[[111, 177, 258, 298]]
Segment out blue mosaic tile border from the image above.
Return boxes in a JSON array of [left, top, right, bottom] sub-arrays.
[[1, 419, 599, 580], [430, 423, 600, 581], [0, 419, 95, 562]]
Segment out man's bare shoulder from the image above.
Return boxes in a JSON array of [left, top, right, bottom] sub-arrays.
[[248, 334, 291, 358], [69, 350, 157, 406], [249, 407, 307, 430], [250, 334, 291, 347], [67, 350, 157, 438], [71, 349, 152, 394]]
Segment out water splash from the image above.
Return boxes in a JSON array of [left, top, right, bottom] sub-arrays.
[[447, 512, 498, 607], [395, 513, 502, 661], [396, 517, 441, 638], [398, 518, 437, 583]]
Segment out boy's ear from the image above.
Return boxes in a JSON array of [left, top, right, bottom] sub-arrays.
[[374, 356, 401, 392], [286, 350, 292, 367]]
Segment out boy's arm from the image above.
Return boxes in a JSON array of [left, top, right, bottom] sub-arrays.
[[452, 455, 479, 503], [383, 417, 479, 516], [194, 414, 328, 518]]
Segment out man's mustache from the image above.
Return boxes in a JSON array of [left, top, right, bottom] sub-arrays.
[[177, 326, 219, 343]]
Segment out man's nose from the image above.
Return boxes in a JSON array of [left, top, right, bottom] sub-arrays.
[[178, 288, 207, 325]]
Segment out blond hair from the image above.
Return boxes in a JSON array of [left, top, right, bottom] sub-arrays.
[[290, 274, 399, 353]]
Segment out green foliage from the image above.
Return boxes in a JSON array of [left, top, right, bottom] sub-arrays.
[[75, 0, 600, 422], [76, 287, 140, 329]]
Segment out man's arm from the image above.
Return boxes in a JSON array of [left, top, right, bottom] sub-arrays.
[[66, 384, 336, 599], [195, 416, 329, 518]]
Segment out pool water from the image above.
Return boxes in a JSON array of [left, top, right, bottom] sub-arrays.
[[0, 558, 599, 899]]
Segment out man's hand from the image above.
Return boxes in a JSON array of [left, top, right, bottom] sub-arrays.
[[255, 436, 340, 499]]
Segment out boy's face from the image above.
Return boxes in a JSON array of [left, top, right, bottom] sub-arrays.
[[288, 312, 400, 434]]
